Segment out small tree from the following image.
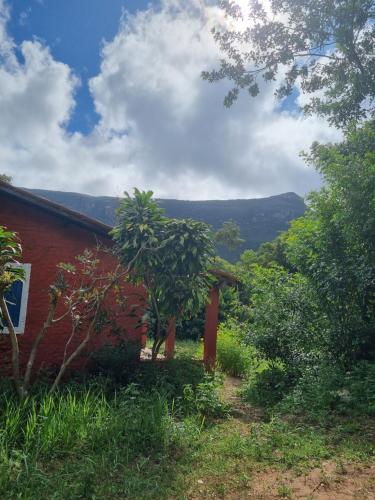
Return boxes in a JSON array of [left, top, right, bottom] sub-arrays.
[[0, 174, 12, 183], [215, 219, 244, 251], [112, 189, 215, 360], [0, 229, 141, 399], [0, 227, 26, 398]]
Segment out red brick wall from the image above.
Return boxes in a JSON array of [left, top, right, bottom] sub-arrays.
[[0, 194, 146, 377]]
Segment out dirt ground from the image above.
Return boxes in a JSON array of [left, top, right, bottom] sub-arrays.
[[215, 377, 375, 500]]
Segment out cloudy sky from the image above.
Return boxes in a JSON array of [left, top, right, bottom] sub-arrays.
[[0, 0, 339, 200]]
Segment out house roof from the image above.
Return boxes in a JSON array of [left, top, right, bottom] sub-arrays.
[[209, 268, 239, 285], [0, 181, 112, 237]]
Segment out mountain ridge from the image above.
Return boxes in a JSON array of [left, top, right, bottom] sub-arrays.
[[27, 188, 306, 261]]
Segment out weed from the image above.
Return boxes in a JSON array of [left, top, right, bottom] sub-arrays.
[[277, 483, 292, 498]]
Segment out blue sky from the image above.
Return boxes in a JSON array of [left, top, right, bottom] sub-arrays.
[[8, 0, 156, 134], [0, 0, 337, 199]]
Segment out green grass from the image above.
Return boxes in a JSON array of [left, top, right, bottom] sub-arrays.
[[0, 350, 373, 499], [0, 378, 373, 499]]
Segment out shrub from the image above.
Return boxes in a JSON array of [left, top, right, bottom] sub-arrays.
[[344, 362, 375, 416], [276, 363, 345, 421], [247, 265, 328, 374], [174, 340, 201, 360], [216, 324, 253, 377], [241, 364, 293, 408], [278, 361, 375, 421], [89, 340, 141, 383], [130, 358, 206, 400], [182, 374, 229, 419]]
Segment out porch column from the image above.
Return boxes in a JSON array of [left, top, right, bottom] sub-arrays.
[[164, 318, 176, 360], [204, 286, 219, 370]]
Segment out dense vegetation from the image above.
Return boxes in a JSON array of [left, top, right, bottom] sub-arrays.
[[213, 121, 375, 422]]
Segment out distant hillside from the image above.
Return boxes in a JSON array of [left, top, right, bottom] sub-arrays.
[[28, 189, 306, 261]]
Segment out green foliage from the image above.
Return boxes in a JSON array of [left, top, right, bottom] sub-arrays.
[[284, 122, 375, 364], [183, 374, 229, 418], [216, 324, 253, 377], [130, 359, 206, 400], [0, 384, 197, 498], [215, 219, 244, 251], [174, 340, 201, 359], [112, 189, 215, 357], [279, 361, 375, 421], [237, 238, 291, 270], [247, 264, 328, 371], [242, 364, 293, 408], [0, 174, 11, 183], [227, 124, 375, 420], [0, 226, 24, 295], [89, 341, 141, 383], [205, 0, 375, 127]]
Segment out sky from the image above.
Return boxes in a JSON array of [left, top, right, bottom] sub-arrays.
[[0, 0, 339, 200]]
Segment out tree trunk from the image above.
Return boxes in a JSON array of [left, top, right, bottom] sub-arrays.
[[24, 293, 58, 392], [0, 295, 24, 400], [50, 324, 93, 392]]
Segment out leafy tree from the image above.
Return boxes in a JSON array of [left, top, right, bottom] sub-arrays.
[[215, 219, 244, 250], [0, 230, 138, 399], [0, 173, 11, 183], [112, 189, 215, 360], [247, 264, 328, 372], [237, 238, 292, 271], [284, 121, 375, 364], [203, 0, 375, 127]]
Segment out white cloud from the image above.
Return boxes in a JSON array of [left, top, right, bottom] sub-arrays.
[[0, 0, 340, 200]]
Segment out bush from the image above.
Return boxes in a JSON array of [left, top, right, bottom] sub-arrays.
[[242, 364, 293, 408], [174, 340, 201, 360], [182, 374, 229, 419], [247, 265, 328, 374], [130, 358, 206, 400], [276, 363, 345, 421], [278, 361, 375, 421], [216, 324, 253, 377], [89, 340, 141, 383], [344, 362, 375, 416]]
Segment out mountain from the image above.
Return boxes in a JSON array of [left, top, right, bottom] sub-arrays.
[[28, 189, 306, 262]]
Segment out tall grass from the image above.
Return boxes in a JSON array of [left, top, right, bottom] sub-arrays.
[[0, 358, 228, 499], [0, 386, 178, 460], [216, 324, 254, 377], [0, 383, 192, 498]]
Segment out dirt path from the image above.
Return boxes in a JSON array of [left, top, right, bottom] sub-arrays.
[[217, 376, 375, 500], [222, 375, 263, 423]]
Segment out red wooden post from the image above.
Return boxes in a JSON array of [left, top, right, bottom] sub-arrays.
[[204, 286, 219, 370], [164, 318, 176, 360]]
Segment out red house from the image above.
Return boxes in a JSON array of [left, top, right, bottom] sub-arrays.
[[0, 181, 146, 377], [0, 181, 236, 378]]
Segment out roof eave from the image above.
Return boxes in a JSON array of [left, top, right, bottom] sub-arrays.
[[0, 181, 113, 238]]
